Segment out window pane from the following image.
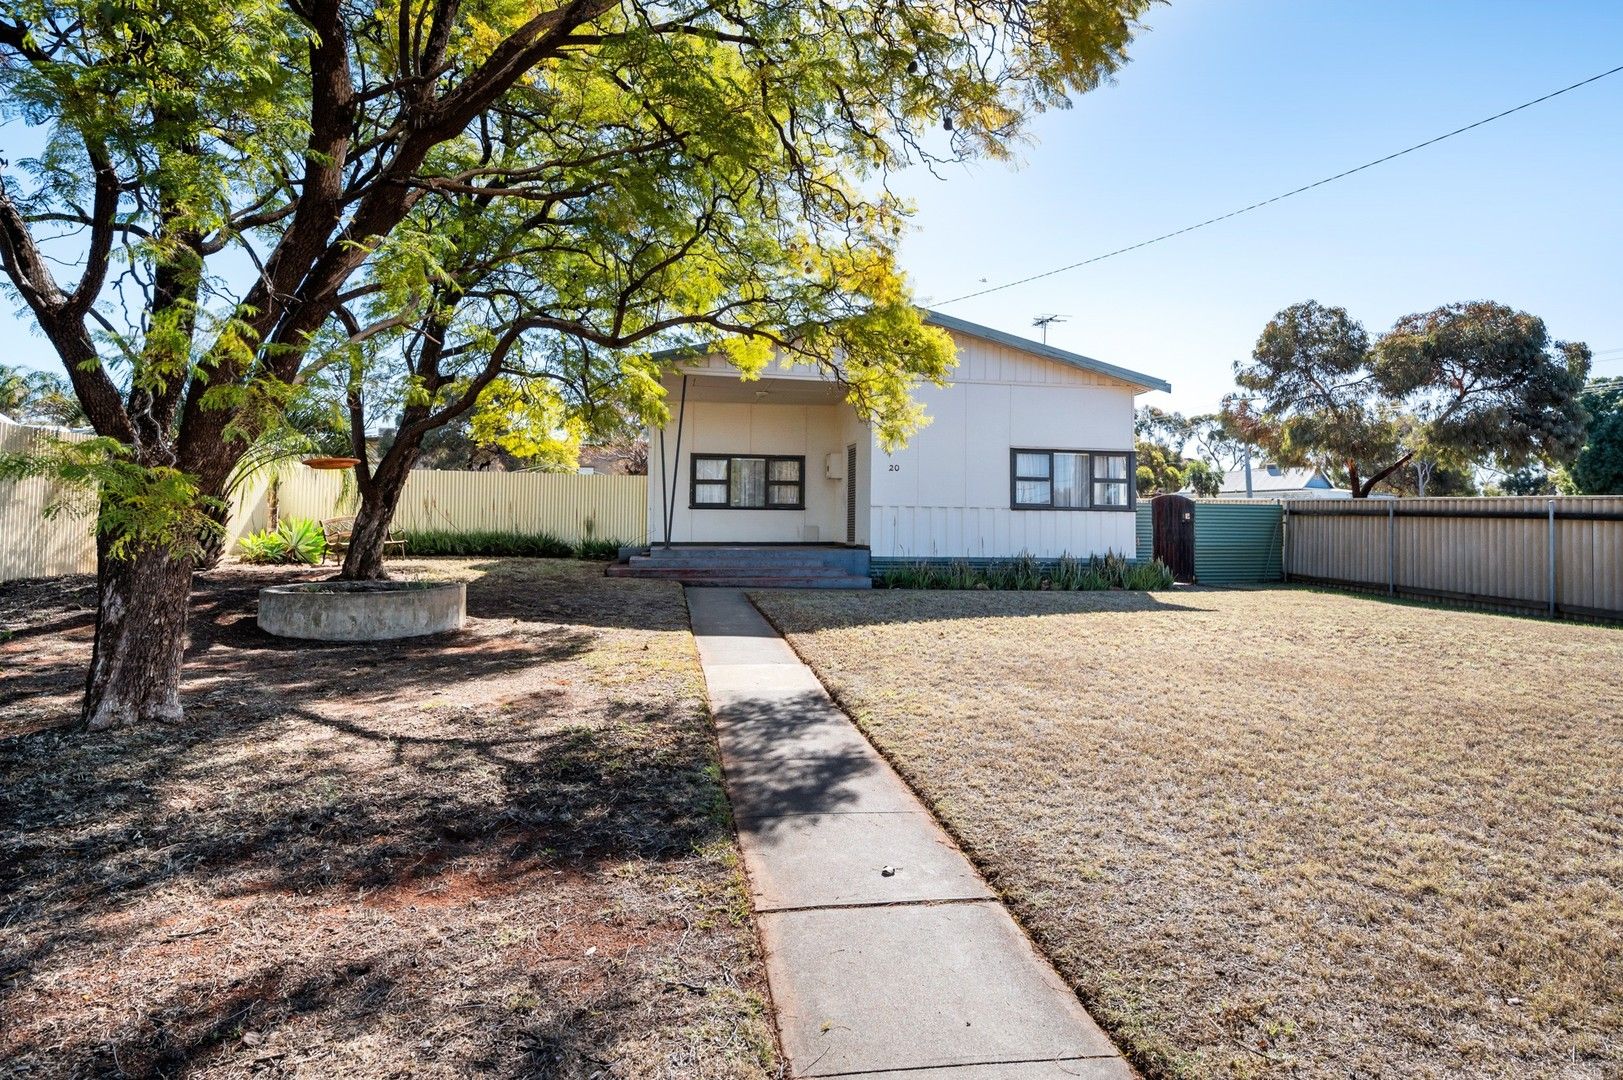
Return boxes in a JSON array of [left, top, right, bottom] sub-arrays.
[[769, 459, 801, 481], [1093, 480, 1128, 506], [1014, 452, 1050, 478], [1094, 454, 1128, 480], [1015, 479, 1051, 505], [731, 457, 766, 507], [768, 483, 800, 506], [694, 457, 727, 481], [694, 481, 728, 504], [1053, 453, 1088, 508]]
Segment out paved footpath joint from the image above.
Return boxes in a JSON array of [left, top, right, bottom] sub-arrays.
[[686, 588, 1132, 1080]]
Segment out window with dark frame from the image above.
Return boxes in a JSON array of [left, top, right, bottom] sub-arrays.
[[690, 454, 805, 509], [1010, 449, 1133, 510]]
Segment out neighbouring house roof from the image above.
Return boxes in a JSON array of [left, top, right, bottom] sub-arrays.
[[1217, 463, 1343, 495], [920, 309, 1172, 394], [578, 442, 648, 475]]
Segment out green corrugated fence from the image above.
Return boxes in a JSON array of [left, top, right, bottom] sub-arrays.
[[1136, 499, 1284, 584]]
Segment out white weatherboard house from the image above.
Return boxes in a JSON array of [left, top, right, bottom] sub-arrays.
[[621, 312, 1170, 587]]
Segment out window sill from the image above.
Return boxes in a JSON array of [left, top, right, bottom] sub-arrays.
[[689, 505, 806, 511], [1009, 504, 1135, 512]]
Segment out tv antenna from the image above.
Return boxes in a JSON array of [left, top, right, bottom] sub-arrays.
[[1031, 314, 1067, 344]]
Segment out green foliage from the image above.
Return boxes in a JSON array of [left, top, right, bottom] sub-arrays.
[[1182, 459, 1223, 497], [1571, 378, 1623, 495], [1486, 467, 1561, 497], [0, 436, 220, 560], [0, 364, 86, 427], [1, 0, 1158, 599], [1124, 559, 1175, 590], [397, 530, 628, 561], [1228, 300, 1591, 497], [879, 552, 1172, 591], [1135, 439, 1184, 495], [235, 517, 327, 564], [235, 530, 288, 564], [276, 518, 327, 565]]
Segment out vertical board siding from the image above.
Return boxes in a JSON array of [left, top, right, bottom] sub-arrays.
[[1284, 496, 1623, 619]]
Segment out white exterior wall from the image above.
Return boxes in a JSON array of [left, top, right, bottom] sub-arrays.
[[646, 330, 1145, 558], [869, 331, 1139, 560], [648, 362, 869, 543]]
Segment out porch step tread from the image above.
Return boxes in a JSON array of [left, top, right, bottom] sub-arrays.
[[607, 566, 871, 589], [616, 567, 861, 580], [630, 558, 851, 571]]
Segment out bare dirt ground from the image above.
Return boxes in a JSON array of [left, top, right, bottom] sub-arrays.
[[752, 585, 1623, 1080], [0, 559, 775, 1078]]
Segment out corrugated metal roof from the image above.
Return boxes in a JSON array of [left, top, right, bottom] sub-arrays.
[[921, 310, 1171, 394], [1217, 464, 1341, 494]]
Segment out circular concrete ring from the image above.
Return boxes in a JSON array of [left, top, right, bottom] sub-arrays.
[[257, 580, 466, 642]]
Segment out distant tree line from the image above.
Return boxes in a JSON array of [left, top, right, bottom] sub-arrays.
[[1134, 301, 1619, 499]]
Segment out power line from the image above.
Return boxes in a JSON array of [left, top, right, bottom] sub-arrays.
[[935, 63, 1623, 306]]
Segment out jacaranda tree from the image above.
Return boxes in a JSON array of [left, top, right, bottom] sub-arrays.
[[0, 0, 1156, 729]]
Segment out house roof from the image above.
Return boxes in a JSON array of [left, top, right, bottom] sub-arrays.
[[921, 309, 1172, 394], [655, 310, 1172, 395], [1218, 464, 1337, 493]]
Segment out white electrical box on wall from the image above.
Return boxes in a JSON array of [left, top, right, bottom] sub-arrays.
[[824, 452, 847, 480]]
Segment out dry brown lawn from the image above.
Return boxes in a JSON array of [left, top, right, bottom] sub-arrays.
[[752, 585, 1623, 1080], [0, 559, 775, 1079]]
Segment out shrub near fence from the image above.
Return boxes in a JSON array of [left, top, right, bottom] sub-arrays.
[[0, 418, 650, 583], [268, 468, 647, 547], [1283, 496, 1623, 621]]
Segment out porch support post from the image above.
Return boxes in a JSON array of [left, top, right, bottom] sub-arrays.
[[664, 374, 689, 550]]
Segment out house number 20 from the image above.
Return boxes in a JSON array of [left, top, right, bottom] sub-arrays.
[[888, 463, 901, 471]]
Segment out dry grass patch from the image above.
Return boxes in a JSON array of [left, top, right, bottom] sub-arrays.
[[0, 559, 775, 1078], [752, 586, 1623, 1079]]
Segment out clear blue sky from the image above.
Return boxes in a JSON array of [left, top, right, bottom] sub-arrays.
[[4, 1, 1621, 417], [896, 0, 1623, 414]]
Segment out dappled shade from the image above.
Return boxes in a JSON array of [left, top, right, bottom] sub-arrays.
[[0, 560, 773, 1077]]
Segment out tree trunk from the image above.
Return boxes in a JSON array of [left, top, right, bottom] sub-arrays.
[[82, 537, 194, 731], [339, 452, 416, 580], [193, 499, 232, 571]]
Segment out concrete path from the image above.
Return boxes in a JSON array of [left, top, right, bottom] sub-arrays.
[[686, 588, 1130, 1080]]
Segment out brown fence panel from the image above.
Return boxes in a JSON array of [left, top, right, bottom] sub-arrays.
[[1283, 496, 1623, 620]]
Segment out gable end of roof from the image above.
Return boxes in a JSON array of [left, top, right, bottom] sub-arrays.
[[921, 309, 1172, 394]]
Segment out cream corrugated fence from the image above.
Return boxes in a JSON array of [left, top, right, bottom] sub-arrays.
[[0, 418, 98, 579], [273, 468, 646, 544], [1283, 496, 1623, 620], [2, 418, 647, 583]]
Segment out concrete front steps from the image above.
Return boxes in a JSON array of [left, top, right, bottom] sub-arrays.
[[607, 544, 872, 589]]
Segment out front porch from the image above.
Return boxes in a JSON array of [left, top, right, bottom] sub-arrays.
[[646, 363, 873, 549], [607, 544, 871, 588]]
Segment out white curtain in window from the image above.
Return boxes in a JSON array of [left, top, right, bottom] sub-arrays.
[[1014, 452, 1050, 478], [1015, 480, 1051, 505], [1053, 452, 1088, 507], [1094, 454, 1128, 480], [694, 457, 727, 481], [731, 457, 767, 507], [1093, 481, 1128, 506]]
